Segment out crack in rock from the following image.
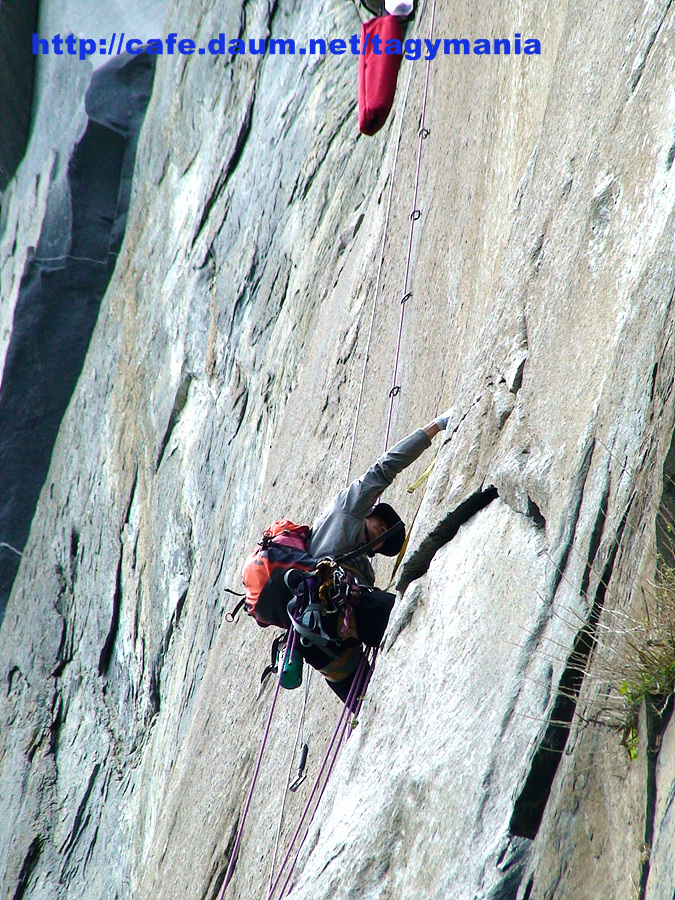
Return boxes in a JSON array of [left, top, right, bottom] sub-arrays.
[[398, 485, 500, 595], [509, 501, 631, 841]]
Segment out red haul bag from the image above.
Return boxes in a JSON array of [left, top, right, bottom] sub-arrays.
[[358, 15, 404, 136]]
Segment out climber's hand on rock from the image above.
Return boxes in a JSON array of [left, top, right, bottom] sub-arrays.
[[422, 407, 453, 439], [433, 408, 453, 431]]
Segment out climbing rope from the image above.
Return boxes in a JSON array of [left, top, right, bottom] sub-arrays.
[[384, 0, 437, 452], [267, 669, 313, 896], [266, 652, 372, 900], [346, 0, 438, 479], [218, 629, 297, 899], [345, 59, 416, 487], [0, 542, 22, 557], [275, 650, 378, 899]]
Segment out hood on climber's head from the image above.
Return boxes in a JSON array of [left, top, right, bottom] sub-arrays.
[[366, 503, 405, 556]]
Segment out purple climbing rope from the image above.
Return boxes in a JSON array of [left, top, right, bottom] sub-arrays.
[[266, 652, 371, 900], [218, 629, 297, 899], [276, 652, 374, 898], [384, 0, 438, 452]]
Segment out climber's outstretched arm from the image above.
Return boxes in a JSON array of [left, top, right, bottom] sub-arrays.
[[334, 407, 455, 519]]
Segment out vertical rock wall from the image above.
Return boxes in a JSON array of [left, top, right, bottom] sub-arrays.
[[0, 52, 156, 621], [0, 0, 167, 620], [1, 0, 675, 899]]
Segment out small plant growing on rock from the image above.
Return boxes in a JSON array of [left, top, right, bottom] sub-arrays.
[[614, 559, 675, 758]]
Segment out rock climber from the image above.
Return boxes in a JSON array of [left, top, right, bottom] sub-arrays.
[[299, 409, 452, 705]]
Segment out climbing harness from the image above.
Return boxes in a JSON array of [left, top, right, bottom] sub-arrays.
[[286, 569, 343, 660], [285, 555, 378, 655]]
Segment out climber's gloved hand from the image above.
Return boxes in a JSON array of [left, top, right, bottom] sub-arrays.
[[433, 407, 453, 431], [422, 407, 454, 439]]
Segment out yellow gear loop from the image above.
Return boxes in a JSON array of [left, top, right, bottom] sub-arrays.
[[384, 451, 439, 589], [407, 453, 437, 493]]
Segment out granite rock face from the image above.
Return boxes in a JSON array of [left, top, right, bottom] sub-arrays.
[[0, 51, 156, 621], [1, 0, 675, 899], [0, 0, 167, 619]]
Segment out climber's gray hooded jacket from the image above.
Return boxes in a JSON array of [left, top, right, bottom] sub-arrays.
[[308, 428, 431, 585]]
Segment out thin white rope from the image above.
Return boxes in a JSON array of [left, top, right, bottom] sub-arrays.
[[267, 669, 313, 896], [0, 542, 22, 557], [33, 252, 119, 266], [344, 54, 416, 488]]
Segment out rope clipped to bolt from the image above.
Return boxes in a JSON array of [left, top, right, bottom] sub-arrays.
[[266, 2, 440, 898], [384, 0, 437, 452], [223, 2, 439, 895]]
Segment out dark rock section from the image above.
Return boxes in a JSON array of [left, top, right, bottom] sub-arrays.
[[0, 0, 39, 190], [546, 435, 596, 604], [0, 52, 156, 623], [640, 430, 675, 900], [11, 834, 42, 900], [641, 696, 674, 899], [486, 837, 531, 900], [397, 486, 500, 593], [509, 503, 630, 840]]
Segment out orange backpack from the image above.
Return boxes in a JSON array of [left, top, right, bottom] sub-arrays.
[[241, 521, 315, 627]]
